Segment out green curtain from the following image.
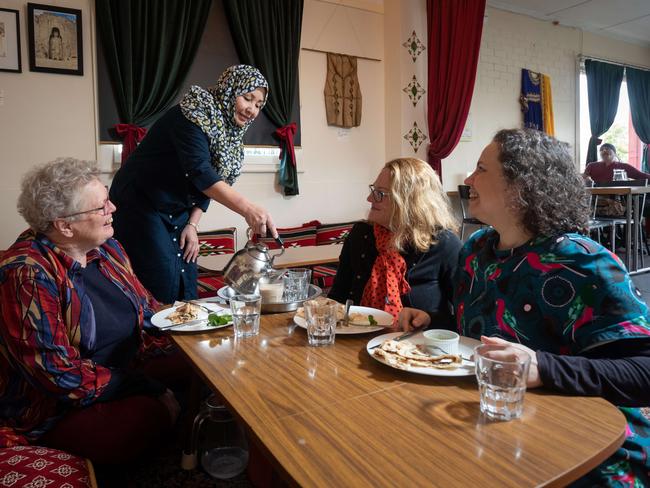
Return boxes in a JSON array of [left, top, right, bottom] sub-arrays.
[[585, 59, 624, 164], [96, 0, 210, 160], [223, 0, 304, 196], [627, 67, 650, 172]]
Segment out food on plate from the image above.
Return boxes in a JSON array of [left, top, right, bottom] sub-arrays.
[[166, 302, 201, 324], [295, 300, 385, 327], [373, 339, 462, 370], [208, 313, 232, 327]]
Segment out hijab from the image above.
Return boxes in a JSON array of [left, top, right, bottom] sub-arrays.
[[179, 65, 268, 185]]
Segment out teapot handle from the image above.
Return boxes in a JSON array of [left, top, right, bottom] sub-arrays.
[[268, 231, 285, 261], [244, 227, 285, 259]]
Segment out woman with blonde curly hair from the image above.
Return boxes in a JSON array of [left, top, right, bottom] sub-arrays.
[[329, 158, 461, 326]]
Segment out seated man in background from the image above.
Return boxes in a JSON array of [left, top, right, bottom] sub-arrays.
[[584, 142, 650, 183], [0, 158, 183, 468]]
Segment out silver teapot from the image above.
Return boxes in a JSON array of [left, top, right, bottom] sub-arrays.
[[221, 228, 285, 294]]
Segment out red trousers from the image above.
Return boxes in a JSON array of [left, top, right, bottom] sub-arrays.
[[40, 351, 192, 465]]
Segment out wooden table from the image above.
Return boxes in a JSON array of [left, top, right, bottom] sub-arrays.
[[197, 243, 343, 272], [587, 186, 650, 274], [172, 313, 626, 487]]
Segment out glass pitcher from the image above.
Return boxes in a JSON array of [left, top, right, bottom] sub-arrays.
[[186, 394, 249, 480]]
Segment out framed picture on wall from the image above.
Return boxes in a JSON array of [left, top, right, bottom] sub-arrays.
[[27, 3, 83, 75], [0, 8, 22, 73]]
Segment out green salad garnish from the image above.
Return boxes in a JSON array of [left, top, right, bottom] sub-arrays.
[[208, 313, 232, 327], [368, 315, 378, 326]]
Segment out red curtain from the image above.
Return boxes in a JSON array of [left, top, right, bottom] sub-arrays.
[[426, 0, 485, 179]]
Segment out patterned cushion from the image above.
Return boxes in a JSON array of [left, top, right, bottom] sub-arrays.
[[316, 221, 357, 246], [254, 222, 318, 249], [312, 264, 338, 289], [197, 275, 227, 298], [198, 228, 236, 256], [0, 445, 96, 487]]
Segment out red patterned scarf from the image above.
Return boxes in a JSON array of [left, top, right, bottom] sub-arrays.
[[361, 225, 411, 319]]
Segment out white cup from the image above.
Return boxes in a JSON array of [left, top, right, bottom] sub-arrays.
[[422, 329, 460, 355], [259, 282, 284, 303]]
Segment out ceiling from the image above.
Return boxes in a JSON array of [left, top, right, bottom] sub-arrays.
[[487, 0, 650, 47]]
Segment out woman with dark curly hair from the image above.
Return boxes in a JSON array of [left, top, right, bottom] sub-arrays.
[[400, 128, 650, 486]]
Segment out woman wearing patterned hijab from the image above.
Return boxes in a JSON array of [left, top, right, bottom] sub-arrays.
[[110, 65, 276, 304]]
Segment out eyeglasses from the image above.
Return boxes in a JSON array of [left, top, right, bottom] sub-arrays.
[[60, 187, 112, 219], [368, 184, 390, 203]]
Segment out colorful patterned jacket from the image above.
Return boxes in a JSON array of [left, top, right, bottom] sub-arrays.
[[0, 230, 167, 446]]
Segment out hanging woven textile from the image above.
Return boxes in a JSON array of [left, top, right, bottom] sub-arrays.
[[541, 74, 555, 136], [324, 53, 362, 128], [520, 69, 543, 131]]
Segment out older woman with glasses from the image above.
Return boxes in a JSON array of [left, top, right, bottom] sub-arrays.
[[0, 158, 183, 469], [328, 158, 461, 326]]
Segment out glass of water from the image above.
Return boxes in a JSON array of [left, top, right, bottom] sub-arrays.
[[230, 294, 261, 338], [303, 299, 337, 346], [474, 344, 531, 421], [283, 268, 312, 301]]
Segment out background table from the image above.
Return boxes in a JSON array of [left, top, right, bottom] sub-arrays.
[[173, 313, 626, 487]]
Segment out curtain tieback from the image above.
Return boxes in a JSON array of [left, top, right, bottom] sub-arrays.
[[114, 123, 147, 165], [274, 123, 297, 167]]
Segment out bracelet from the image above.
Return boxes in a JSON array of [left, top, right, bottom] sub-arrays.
[[186, 222, 199, 231]]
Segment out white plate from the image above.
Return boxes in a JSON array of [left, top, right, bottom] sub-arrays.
[[367, 332, 480, 377], [293, 305, 391, 335], [151, 302, 232, 333]]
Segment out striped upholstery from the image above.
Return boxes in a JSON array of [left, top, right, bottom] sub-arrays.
[[198, 228, 236, 256], [197, 275, 227, 299], [197, 228, 236, 298], [316, 221, 357, 246], [312, 264, 338, 291], [254, 222, 318, 249]]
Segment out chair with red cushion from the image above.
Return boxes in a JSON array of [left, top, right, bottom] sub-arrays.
[[0, 445, 97, 488], [253, 221, 318, 249], [315, 221, 357, 246], [311, 221, 357, 292], [197, 228, 236, 298]]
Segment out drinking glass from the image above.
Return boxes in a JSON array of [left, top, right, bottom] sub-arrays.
[[474, 344, 531, 421], [283, 268, 312, 301], [303, 299, 337, 346], [230, 294, 261, 338]]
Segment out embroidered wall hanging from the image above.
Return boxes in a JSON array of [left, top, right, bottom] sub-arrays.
[[324, 52, 362, 128], [520, 68, 554, 135]]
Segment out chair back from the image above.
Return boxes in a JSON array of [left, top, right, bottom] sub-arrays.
[[458, 185, 475, 219]]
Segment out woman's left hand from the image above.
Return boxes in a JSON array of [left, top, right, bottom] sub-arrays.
[[180, 224, 200, 263], [480, 336, 542, 388]]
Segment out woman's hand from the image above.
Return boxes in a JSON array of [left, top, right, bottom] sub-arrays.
[[243, 203, 277, 238], [397, 307, 431, 331], [479, 336, 542, 388], [180, 223, 200, 263]]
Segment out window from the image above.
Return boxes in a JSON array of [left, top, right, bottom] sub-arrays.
[[579, 71, 643, 171]]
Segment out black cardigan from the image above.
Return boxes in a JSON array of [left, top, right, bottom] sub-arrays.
[[328, 222, 461, 328]]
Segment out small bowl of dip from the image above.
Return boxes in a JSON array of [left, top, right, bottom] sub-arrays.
[[422, 329, 460, 355]]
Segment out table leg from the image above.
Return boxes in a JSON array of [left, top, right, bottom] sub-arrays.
[[626, 196, 632, 271]]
